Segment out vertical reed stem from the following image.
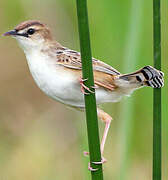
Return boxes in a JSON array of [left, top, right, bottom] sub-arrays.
[[76, 0, 104, 179], [153, 0, 162, 179]]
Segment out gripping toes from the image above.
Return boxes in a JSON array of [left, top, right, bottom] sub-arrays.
[[88, 159, 105, 171], [84, 151, 106, 171], [79, 77, 95, 94], [92, 157, 107, 165], [88, 163, 99, 171]]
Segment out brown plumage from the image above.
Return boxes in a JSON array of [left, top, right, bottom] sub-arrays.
[[15, 20, 45, 31], [3, 20, 164, 171]]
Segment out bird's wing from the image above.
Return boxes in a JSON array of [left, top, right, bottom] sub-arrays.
[[54, 49, 120, 91], [55, 49, 121, 75]]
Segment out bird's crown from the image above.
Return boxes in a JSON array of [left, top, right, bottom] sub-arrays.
[[4, 20, 52, 41]]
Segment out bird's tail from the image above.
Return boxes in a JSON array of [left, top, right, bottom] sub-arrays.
[[117, 66, 164, 88]]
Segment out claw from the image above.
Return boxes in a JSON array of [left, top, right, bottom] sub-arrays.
[[83, 151, 107, 171], [80, 78, 88, 82], [82, 90, 90, 95], [79, 77, 95, 94], [88, 163, 99, 171], [91, 85, 99, 89], [83, 151, 89, 156], [83, 151, 107, 164], [92, 157, 107, 164]]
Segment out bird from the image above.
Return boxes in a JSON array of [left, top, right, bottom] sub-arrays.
[[3, 20, 164, 171]]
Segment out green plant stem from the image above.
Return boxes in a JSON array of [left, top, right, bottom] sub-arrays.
[[76, 0, 103, 179], [153, 0, 162, 180]]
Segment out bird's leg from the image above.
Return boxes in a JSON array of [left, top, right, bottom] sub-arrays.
[[93, 108, 112, 165], [85, 108, 112, 171], [79, 77, 95, 94], [98, 108, 112, 155]]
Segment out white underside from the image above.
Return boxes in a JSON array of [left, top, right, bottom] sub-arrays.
[[25, 50, 136, 108]]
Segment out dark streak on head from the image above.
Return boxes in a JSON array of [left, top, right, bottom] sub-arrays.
[[15, 20, 45, 31]]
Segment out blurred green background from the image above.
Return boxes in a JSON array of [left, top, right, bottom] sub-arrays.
[[0, 0, 167, 179]]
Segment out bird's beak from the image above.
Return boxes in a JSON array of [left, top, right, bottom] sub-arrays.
[[3, 30, 18, 36]]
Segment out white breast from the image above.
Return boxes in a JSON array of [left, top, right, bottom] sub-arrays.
[[25, 51, 86, 107], [25, 51, 131, 108]]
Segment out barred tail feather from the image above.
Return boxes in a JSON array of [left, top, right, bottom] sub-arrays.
[[118, 66, 164, 89], [138, 66, 164, 88]]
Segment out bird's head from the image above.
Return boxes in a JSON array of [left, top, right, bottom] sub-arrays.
[[3, 20, 52, 52]]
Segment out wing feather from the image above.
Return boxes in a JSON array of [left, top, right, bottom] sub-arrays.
[[55, 49, 121, 76], [45, 47, 120, 91]]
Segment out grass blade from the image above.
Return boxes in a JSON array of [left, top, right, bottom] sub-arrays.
[[153, 0, 162, 179], [76, 0, 104, 179]]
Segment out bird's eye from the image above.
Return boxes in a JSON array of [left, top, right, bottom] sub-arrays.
[[27, 28, 35, 35]]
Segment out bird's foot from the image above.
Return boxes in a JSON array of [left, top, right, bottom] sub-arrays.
[[79, 77, 95, 95], [88, 163, 99, 171], [84, 151, 107, 162], [84, 151, 107, 171], [92, 157, 107, 164]]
